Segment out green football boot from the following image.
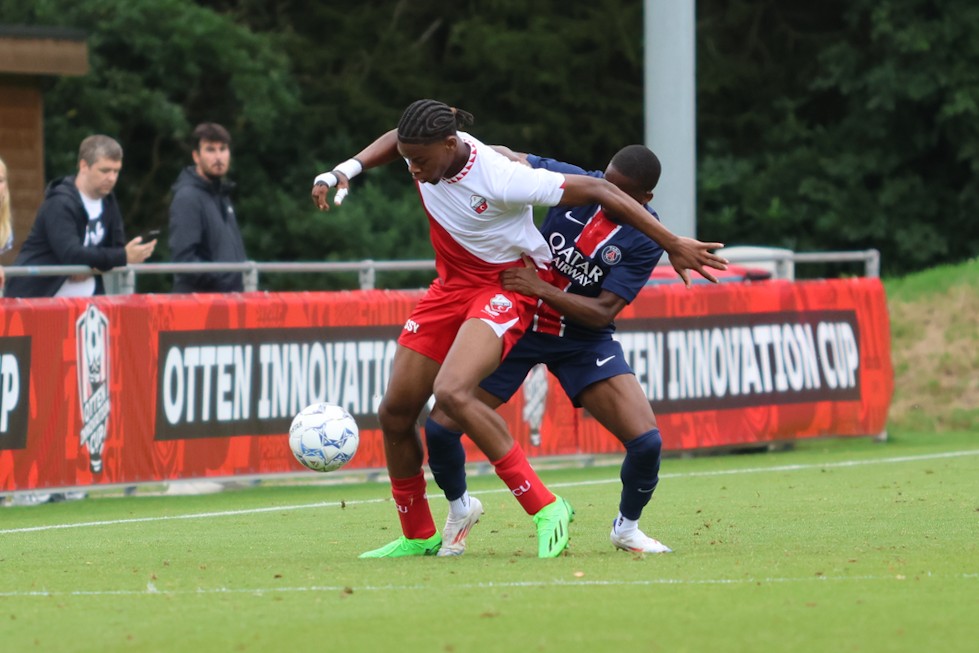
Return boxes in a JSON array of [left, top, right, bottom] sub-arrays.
[[358, 533, 442, 559], [533, 496, 575, 558]]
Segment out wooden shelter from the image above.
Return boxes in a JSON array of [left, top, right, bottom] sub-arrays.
[[0, 26, 88, 262]]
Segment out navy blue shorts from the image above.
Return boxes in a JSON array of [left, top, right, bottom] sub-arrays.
[[480, 331, 633, 407]]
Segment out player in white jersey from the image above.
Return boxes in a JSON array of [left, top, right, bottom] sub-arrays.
[[311, 99, 727, 559]]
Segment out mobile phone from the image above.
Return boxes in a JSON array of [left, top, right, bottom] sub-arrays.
[[139, 228, 162, 243]]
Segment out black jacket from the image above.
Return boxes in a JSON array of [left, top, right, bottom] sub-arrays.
[[4, 176, 127, 298], [168, 166, 247, 293]]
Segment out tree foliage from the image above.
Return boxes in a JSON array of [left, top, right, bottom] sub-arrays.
[[2, 0, 976, 284], [698, 0, 979, 273]]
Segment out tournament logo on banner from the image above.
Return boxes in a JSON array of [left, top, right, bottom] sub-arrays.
[[77, 305, 111, 473]]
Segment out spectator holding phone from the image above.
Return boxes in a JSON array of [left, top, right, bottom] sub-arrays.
[[4, 136, 154, 299], [168, 122, 247, 293]]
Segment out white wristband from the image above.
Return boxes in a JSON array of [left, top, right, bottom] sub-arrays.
[[332, 158, 363, 181], [314, 171, 338, 187]]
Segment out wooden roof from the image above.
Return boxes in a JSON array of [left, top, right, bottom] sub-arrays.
[[0, 26, 88, 76]]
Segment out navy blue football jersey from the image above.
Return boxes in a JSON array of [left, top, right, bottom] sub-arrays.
[[526, 154, 664, 340]]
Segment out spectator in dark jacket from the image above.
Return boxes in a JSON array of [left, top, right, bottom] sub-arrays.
[[4, 135, 155, 298], [168, 123, 248, 293]]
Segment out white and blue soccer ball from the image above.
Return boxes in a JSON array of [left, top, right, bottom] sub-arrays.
[[288, 403, 359, 472]]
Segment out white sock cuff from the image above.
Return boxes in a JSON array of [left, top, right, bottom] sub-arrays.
[[614, 513, 639, 534], [449, 491, 472, 518]]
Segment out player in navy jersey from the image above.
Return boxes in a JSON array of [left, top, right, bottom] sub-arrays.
[[426, 144, 675, 555]]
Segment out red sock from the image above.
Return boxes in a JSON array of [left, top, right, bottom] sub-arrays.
[[492, 443, 556, 515], [390, 472, 437, 539]]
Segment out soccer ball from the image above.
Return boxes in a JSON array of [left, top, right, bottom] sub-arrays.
[[288, 403, 359, 472]]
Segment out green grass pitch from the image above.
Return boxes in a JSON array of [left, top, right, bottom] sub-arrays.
[[1, 431, 976, 653]]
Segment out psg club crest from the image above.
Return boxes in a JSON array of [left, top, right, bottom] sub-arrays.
[[76, 305, 111, 474], [601, 245, 623, 265], [470, 194, 489, 214]]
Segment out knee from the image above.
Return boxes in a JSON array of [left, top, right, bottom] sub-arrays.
[[431, 380, 470, 422], [378, 395, 420, 435], [626, 428, 662, 463]]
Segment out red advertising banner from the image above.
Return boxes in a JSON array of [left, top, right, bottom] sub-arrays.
[[581, 278, 893, 453], [0, 278, 892, 493]]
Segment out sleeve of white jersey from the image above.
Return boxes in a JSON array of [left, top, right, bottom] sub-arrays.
[[493, 154, 566, 208]]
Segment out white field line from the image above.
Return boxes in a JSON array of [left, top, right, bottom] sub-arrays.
[[2, 448, 977, 536], [0, 573, 976, 599], [551, 448, 979, 490]]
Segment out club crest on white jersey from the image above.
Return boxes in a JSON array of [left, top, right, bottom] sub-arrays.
[[470, 194, 489, 214]]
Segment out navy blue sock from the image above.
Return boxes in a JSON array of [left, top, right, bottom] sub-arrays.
[[619, 429, 663, 520], [424, 417, 467, 501]]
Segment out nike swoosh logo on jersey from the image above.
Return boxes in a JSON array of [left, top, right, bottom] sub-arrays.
[[596, 355, 616, 367], [564, 210, 585, 225]]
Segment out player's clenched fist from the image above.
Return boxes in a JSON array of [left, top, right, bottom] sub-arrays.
[[501, 254, 547, 297]]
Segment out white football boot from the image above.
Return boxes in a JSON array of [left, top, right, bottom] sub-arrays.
[[437, 496, 484, 557], [610, 520, 673, 554]]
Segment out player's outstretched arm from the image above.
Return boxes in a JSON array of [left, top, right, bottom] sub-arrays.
[[559, 175, 727, 287], [311, 129, 402, 211]]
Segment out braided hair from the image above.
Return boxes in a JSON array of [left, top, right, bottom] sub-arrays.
[[397, 99, 475, 145]]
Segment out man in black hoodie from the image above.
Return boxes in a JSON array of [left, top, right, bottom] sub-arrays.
[[4, 135, 156, 298], [168, 123, 248, 293]]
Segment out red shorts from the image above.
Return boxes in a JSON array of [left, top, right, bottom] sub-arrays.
[[398, 281, 537, 364]]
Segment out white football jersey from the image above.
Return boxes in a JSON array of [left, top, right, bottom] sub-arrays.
[[411, 132, 566, 285]]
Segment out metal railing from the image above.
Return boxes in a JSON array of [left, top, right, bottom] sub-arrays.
[[718, 248, 880, 280], [0, 249, 880, 296], [1, 259, 439, 294]]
